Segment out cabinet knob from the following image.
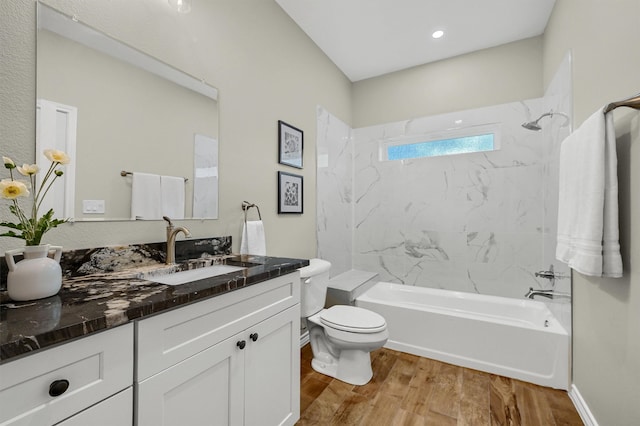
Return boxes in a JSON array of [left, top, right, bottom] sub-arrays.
[[49, 379, 70, 397], [237, 340, 246, 350], [250, 333, 259, 342]]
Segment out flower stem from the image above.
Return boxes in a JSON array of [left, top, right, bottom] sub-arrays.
[[35, 170, 61, 213]]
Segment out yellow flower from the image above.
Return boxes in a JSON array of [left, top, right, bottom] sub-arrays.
[[0, 179, 29, 200], [3, 156, 15, 169], [17, 163, 39, 176], [1, 150, 69, 246], [44, 149, 70, 165]]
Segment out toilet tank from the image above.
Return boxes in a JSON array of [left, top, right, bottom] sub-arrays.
[[298, 259, 331, 317]]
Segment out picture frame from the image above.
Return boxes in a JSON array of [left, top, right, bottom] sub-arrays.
[[278, 120, 303, 169], [277, 171, 303, 214]]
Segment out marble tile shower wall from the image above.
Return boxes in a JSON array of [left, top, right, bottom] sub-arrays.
[[540, 53, 572, 299], [316, 55, 571, 302], [352, 100, 555, 298], [316, 106, 353, 276], [538, 53, 572, 329]]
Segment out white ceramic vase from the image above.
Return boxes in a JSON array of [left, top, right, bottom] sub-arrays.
[[5, 244, 63, 302]]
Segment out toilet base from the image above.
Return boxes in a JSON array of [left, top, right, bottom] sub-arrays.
[[311, 349, 373, 386]]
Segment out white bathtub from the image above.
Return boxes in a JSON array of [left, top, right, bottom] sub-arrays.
[[355, 282, 569, 389]]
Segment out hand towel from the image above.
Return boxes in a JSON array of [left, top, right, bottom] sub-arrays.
[[240, 220, 266, 256], [161, 175, 185, 219], [131, 172, 161, 220], [556, 108, 623, 277]]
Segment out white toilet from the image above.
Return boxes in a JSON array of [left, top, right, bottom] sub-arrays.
[[299, 259, 388, 385]]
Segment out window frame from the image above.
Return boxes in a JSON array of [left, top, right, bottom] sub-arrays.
[[379, 123, 502, 162]]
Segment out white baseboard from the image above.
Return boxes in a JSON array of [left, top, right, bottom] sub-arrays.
[[300, 330, 309, 347], [568, 384, 598, 426]]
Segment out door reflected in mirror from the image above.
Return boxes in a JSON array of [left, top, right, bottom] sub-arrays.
[[36, 3, 219, 221]]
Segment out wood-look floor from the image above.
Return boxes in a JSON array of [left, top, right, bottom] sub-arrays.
[[297, 345, 583, 426]]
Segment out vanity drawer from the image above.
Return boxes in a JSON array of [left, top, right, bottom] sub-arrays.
[[136, 272, 300, 380], [0, 323, 133, 426]]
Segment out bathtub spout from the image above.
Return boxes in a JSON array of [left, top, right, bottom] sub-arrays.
[[525, 287, 571, 300]]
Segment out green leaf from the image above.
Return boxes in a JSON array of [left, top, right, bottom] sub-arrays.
[[0, 221, 24, 230], [0, 230, 25, 240]]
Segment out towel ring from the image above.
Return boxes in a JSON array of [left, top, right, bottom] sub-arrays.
[[242, 201, 262, 222]]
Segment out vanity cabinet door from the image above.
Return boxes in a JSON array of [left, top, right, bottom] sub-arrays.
[[244, 306, 300, 426], [137, 335, 245, 426]]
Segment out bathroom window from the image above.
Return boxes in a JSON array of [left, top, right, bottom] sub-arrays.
[[380, 124, 500, 161]]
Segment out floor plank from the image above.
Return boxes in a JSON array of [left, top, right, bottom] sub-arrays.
[[458, 368, 491, 425], [329, 392, 372, 426], [490, 374, 522, 426], [546, 388, 585, 426], [401, 356, 441, 418], [514, 380, 557, 426], [427, 362, 463, 418], [297, 346, 583, 426]]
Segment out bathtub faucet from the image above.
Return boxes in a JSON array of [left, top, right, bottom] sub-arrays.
[[525, 287, 571, 300]]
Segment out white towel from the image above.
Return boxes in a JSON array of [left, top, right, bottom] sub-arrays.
[[131, 172, 161, 220], [240, 220, 266, 256], [161, 175, 185, 219], [556, 108, 623, 277]]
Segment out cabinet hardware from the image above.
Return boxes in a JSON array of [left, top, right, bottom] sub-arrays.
[[237, 340, 246, 350], [49, 379, 70, 397], [250, 333, 259, 342]]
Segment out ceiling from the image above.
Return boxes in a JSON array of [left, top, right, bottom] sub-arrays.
[[275, 0, 556, 82]]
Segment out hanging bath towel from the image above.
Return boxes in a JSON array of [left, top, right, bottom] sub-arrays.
[[160, 175, 185, 219], [131, 172, 162, 220], [556, 108, 623, 277], [240, 220, 266, 256]]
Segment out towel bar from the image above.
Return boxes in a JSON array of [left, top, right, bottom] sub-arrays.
[[242, 201, 262, 221], [121, 170, 188, 182], [604, 92, 640, 113]]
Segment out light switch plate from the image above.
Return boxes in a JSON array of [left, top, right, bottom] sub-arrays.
[[82, 199, 105, 214]]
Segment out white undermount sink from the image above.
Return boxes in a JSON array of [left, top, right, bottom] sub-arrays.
[[148, 264, 247, 286]]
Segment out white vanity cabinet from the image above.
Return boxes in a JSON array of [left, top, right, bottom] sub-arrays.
[[0, 323, 134, 426], [56, 388, 133, 426], [136, 272, 301, 426]]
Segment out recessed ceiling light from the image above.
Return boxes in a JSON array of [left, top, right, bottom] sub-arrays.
[[432, 30, 444, 39]]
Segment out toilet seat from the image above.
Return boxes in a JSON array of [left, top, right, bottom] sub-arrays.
[[320, 305, 387, 333]]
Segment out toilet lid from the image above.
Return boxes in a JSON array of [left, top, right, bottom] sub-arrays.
[[320, 305, 387, 333]]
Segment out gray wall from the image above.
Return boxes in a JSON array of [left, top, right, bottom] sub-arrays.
[[543, 0, 640, 424], [352, 36, 543, 128], [0, 0, 351, 259]]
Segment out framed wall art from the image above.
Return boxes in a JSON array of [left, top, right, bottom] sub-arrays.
[[278, 120, 303, 169], [277, 171, 303, 214]]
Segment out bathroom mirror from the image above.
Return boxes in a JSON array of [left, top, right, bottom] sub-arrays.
[[36, 3, 219, 221]]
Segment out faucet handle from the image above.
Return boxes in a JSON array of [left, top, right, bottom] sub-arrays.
[[163, 216, 173, 227]]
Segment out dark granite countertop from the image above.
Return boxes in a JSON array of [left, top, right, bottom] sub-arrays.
[[0, 254, 309, 364]]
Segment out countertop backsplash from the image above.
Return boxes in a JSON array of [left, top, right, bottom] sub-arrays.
[[0, 237, 233, 290]]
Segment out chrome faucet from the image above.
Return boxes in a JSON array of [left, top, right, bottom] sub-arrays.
[[534, 264, 569, 288], [535, 264, 557, 286], [525, 287, 571, 300], [163, 216, 191, 264]]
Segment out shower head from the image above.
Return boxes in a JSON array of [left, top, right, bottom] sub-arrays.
[[522, 111, 569, 131], [522, 121, 543, 131]]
